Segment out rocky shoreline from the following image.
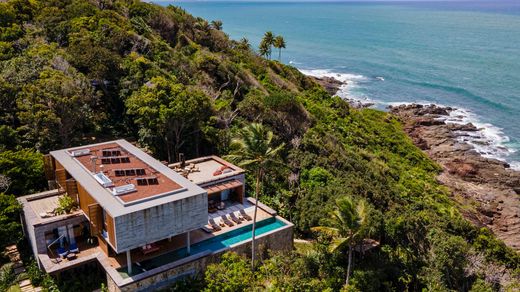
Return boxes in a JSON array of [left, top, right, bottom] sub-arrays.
[[310, 73, 520, 251], [390, 104, 520, 251]]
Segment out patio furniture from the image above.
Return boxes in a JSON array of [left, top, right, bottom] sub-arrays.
[[57, 247, 69, 258], [239, 209, 252, 221], [69, 243, 79, 253], [141, 243, 160, 255], [221, 215, 234, 227], [234, 211, 245, 221], [202, 225, 213, 233], [217, 201, 225, 210], [229, 212, 242, 224], [208, 219, 222, 231]]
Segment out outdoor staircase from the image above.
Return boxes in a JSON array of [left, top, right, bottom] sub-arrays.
[[2, 245, 42, 292]]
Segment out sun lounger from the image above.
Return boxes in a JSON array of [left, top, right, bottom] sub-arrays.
[[221, 215, 234, 227], [234, 211, 246, 221], [69, 243, 79, 253], [202, 225, 214, 233], [229, 212, 242, 224], [239, 209, 252, 221], [208, 218, 222, 231]]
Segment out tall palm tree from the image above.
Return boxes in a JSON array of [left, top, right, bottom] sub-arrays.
[[225, 123, 285, 270], [273, 35, 286, 61], [261, 31, 275, 59], [311, 196, 368, 286]]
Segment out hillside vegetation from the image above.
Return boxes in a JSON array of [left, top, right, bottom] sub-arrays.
[[0, 0, 519, 291]]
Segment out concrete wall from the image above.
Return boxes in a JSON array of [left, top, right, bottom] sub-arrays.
[[114, 192, 208, 252], [107, 217, 293, 292]]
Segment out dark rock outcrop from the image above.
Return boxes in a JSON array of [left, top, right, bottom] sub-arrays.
[[390, 104, 520, 251]]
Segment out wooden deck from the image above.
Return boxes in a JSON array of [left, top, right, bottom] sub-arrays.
[[41, 239, 101, 274]]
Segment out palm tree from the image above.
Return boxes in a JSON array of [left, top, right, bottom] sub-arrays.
[[261, 31, 275, 59], [225, 123, 285, 270], [211, 20, 223, 30], [259, 39, 270, 59], [311, 196, 368, 286], [273, 35, 286, 61], [238, 37, 250, 50]]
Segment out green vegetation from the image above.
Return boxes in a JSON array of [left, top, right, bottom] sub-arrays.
[[55, 195, 78, 215], [312, 196, 370, 285], [0, 0, 518, 291], [226, 123, 285, 270]]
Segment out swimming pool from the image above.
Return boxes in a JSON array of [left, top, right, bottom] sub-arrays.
[[117, 217, 287, 278]]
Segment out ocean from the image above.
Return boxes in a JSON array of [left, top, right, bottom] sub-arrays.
[[154, 1, 520, 168]]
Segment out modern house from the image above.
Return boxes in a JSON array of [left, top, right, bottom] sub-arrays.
[[18, 140, 293, 292]]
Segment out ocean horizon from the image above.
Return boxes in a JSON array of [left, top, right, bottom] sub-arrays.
[[155, 0, 520, 168]]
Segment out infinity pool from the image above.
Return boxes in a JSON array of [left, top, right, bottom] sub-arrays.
[[118, 217, 286, 278]]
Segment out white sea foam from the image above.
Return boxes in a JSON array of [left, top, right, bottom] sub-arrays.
[[299, 68, 520, 170], [443, 107, 520, 169], [298, 69, 375, 105]]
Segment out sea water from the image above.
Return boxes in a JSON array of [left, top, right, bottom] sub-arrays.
[[154, 1, 520, 168]]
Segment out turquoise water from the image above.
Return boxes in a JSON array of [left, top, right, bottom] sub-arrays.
[[117, 217, 286, 278], [156, 1, 520, 168]]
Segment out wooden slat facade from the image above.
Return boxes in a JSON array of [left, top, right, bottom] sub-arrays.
[[77, 184, 96, 217], [88, 203, 103, 236], [105, 213, 116, 248], [55, 169, 67, 189], [65, 178, 78, 197]]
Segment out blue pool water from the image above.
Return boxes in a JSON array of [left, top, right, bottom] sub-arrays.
[[155, 1, 520, 169], [118, 217, 286, 278]]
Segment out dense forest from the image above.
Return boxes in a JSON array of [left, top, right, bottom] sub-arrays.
[[0, 0, 519, 291]]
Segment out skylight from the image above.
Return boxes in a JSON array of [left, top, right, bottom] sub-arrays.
[[94, 172, 114, 188], [70, 149, 91, 157], [112, 184, 137, 196]]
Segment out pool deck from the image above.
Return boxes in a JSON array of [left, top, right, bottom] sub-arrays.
[[106, 206, 271, 270]]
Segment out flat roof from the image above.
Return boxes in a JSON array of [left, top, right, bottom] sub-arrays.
[[73, 142, 182, 204], [169, 156, 245, 186], [50, 140, 206, 217], [17, 190, 84, 226]]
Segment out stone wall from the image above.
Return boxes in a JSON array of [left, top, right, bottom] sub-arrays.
[[107, 217, 293, 292]]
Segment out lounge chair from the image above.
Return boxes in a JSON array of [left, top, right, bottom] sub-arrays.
[[229, 212, 242, 224], [234, 211, 245, 221], [57, 247, 68, 258], [202, 225, 213, 233], [69, 243, 79, 253], [208, 218, 222, 231], [221, 215, 234, 227], [239, 209, 252, 221]]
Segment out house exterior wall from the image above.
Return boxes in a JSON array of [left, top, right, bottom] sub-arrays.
[[113, 192, 208, 252]]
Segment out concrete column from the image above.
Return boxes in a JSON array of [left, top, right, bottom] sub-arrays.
[[187, 231, 191, 255], [126, 250, 132, 275]]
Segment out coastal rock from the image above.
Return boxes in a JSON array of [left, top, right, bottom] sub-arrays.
[[310, 76, 343, 95], [391, 103, 520, 251]]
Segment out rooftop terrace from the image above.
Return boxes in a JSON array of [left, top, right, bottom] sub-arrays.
[[169, 156, 245, 186]]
